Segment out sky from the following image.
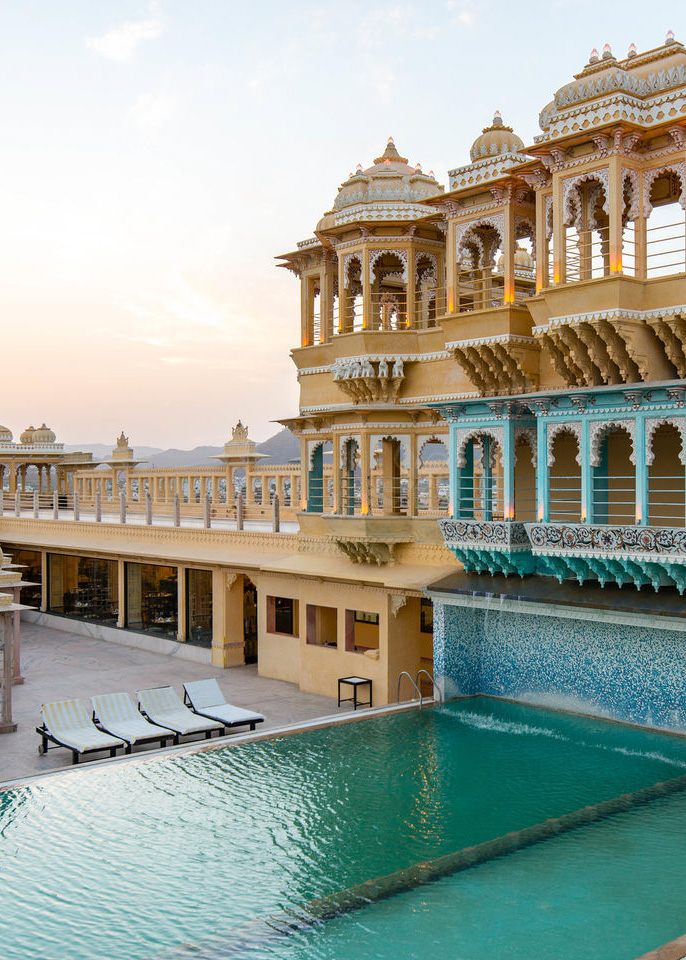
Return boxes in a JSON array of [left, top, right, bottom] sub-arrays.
[[0, 0, 682, 447]]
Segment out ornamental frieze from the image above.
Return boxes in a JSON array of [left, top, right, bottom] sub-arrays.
[[526, 522, 686, 557]]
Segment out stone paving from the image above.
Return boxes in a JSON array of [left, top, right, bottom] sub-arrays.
[[0, 621, 337, 784]]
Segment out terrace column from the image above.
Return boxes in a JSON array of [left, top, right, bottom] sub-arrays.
[[320, 262, 335, 342], [211, 571, 244, 667], [337, 254, 347, 333], [552, 174, 566, 285], [502, 203, 516, 304], [360, 433, 370, 515], [503, 418, 515, 519], [481, 436, 493, 521], [333, 437, 342, 513], [117, 560, 126, 628], [408, 433, 418, 516], [536, 418, 550, 521], [581, 419, 592, 523], [406, 247, 416, 328], [177, 567, 187, 642], [634, 171, 648, 280], [634, 415, 648, 525], [607, 157, 624, 274], [535, 190, 548, 292], [362, 248, 372, 330], [448, 425, 458, 517]]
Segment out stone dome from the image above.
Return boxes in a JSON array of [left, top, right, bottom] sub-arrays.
[[0, 425, 13, 442], [20, 426, 36, 445], [496, 244, 535, 273], [33, 423, 56, 443], [317, 138, 443, 229], [470, 112, 525, 162]]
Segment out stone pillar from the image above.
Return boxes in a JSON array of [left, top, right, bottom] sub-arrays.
[[535, 190, 548, 292], [635, 170, 647, 280], [117, 559, 126, 627], [146, 492, 153, 525], [236, 493, 244, 530], [362, 247, 372, 330], [173, 493, 180, 527], [337, 252, 347, 333], [272, 494, 280, 533], [333, 436, 342, 513], [552, 173, 566, 285], [635, 415, 648, 525], [320, 262, 334, 342], [177, 567, 187, 642], [211, 571, 245, 667], [607, 157, 623, 274], [32, 492, 39, 518], [408, 433, 418, 516], [581, 419, 592, 523], [73, 491, 80, 521], [53, 491, 59, 520], [203, 495, 211, 528], [14, 491, 20, 517], [406, 246, 416, 328], [119, 492, 126, 524], [0, 616, 17, 734], [503, 418, 515, 519], [502, 203, 515, 304], [536, 419, 549, 522], [40, 551, 48, 612], [360, 433, 370, 515], [8, 464, 16, 496], [446, 220, 456, 314]]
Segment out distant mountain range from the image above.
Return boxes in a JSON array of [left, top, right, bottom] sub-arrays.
[[63, 427, 301, 468]]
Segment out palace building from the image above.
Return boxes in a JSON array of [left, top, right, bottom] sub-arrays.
[[3, 34, 686, 726]]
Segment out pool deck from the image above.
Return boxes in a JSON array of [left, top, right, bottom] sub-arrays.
[[0, 621, 337, 784]]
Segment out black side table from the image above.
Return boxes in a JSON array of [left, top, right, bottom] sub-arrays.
[[338, 676, 372, 710]]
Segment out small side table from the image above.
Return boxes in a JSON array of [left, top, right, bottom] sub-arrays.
[[338, 676, 372, 710]]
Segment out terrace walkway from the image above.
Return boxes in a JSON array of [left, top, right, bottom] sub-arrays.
[[0, 621, 336, 784]]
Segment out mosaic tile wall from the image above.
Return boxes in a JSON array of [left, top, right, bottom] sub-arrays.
[[434, 601, 686, 731]]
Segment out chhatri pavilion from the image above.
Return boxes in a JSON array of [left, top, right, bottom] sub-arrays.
[[3, 34, 686, 729]]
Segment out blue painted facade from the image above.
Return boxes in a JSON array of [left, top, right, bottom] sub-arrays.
[[432, 598, 686, 731]]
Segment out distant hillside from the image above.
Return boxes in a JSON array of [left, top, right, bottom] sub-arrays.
[[63, 428, 300, 469]]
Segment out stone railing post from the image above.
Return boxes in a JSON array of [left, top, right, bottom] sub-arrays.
[[0, 617, 17, 734], [95, 491, 101, 522], [0, 493, 4, 517], [14, 492, 20, 517], [73, 492, 80, 521], [203, 495, 211, 528], [173, 493, 181, 527], [236, 493, 244, 530], [33, 492, 39, 518], [145, 492, 152, 525], [119, 492, 126, 524], [53, 491, 59, 520], [272, 494, 280, 533]]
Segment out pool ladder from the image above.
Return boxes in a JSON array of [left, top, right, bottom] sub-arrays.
[[397, 669, 442, 709]]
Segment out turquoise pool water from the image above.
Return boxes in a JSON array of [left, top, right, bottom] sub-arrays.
[[2, 699, 686, 960]]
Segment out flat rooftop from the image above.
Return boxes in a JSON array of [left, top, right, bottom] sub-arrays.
[[427, 571, 686, 620], [1, 621, 336, 784]]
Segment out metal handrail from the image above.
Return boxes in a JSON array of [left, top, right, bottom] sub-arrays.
[[415, 669, 441, 704], [397, 671, 423, 709]]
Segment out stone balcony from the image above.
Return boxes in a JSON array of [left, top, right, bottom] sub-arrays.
[[438, 518, 536, 576], [439, 517, 686, 592]]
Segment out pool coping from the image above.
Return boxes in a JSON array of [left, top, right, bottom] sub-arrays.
[[635, 934, 686, 960], [0, 697, 432, 792]]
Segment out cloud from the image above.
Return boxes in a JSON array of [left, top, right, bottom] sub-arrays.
[[129, 90, 177, 134], [85, 3, 163, 62]]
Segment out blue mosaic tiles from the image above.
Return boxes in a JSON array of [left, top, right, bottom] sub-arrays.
[[434, 600, 686, 732]]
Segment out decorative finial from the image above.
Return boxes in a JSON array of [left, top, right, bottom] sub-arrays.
[[602, 42, 613, 59], [415, 162, 422, 172], [355, 163, 363, 173], [493, 110, 503, 125], [628, 42, 637, 57], [666, 29, 675, 44], [589, 48, 599, 63], [388, 136, 394, 144], [428, 169, 435, 177]]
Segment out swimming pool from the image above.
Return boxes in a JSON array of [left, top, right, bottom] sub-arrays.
[[2, 699, 686, 960]]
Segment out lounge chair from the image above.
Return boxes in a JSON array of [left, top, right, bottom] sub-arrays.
[[183, 679, 265, 732], [137, 686, 224, 739], [37, 699, 125, 765], [92, 692, 176, 752]]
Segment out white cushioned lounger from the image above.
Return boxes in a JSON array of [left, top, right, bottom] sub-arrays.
[[137, 686, 223, 738], [39, 699, 125, 765], [183, 679, 265, 731], [92, 692, 176, 750]]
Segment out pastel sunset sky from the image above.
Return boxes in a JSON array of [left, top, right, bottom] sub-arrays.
[[0, 0, 680, 446]]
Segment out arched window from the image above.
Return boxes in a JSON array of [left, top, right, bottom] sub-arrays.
[[645, 169, 685, 278], [648, 422, 685, 527], [549, 430, 581, 522], [592, 426, 635, 525], [514, 434, 536, 522], [565, 177, 609, 282]]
